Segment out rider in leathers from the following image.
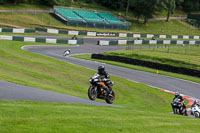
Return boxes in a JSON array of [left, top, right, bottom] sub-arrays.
[[97, 65, 112, 96], [173, 92, 187, 114], [192, 100, 200, 108]]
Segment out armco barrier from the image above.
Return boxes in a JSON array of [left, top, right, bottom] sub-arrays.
[[0, 35, 84, 45], [98, 39, 200, 45], [1, 27, 200, 40], [91, 54, 200, 78], [0, 28, 35, 33], [35, 27, 200, 39]]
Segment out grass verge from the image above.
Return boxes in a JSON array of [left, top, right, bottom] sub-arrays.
[[0, 40, 199, 132], [0, 32, 42, 36], [0, 3, 50, 10], [103, 46, 200, 70], [0, 12, 65, 28], [72, 54, 200, 83], [1, 100, 199, 133]]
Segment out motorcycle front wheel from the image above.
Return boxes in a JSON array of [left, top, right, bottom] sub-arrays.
[[105, 90, 115, 104], [88, 86, 97, 101], [194, 112, 200, 118]]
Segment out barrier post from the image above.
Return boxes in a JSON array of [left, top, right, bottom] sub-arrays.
[[167, 44, 170, 53], [185, 44, 188, 55]]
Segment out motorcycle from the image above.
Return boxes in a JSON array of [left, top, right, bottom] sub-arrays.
[[171, 98, 187, 115], [191, 104, 200, 118], [88, 73, 115, 104]]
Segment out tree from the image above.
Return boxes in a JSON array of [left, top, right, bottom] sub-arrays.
[[125, 0, 135, 17], [183, 0, 200, 12], [163, 0, 183, 22], [125, 0, 130, 17], [97, 0, 126, 10], [0, 0, 7, 4], [163, 0, 176, 22], [6, 0, 20, 5], [133, 0, 163, 24]]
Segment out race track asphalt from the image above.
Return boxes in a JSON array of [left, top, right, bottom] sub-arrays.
[[0, 80, 120, 107], [22, 42, 200, 99], [1, 37, 200, 106]]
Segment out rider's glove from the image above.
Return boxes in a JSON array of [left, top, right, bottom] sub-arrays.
[[103, 78, 107, 82]]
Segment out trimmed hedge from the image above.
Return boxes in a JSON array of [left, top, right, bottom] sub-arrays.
[[91, 54, 200, 78]]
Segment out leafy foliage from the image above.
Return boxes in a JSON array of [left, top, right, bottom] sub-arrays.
[[2, 0, 200, 23]]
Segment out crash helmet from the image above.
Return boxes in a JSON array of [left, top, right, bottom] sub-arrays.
[[175, 92, 180, 97], [98, 65, 105, 75], [194, 100, 198, 104]]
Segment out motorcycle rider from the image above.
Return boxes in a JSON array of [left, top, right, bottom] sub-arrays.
[[192, 100, 200, 108], [97, 65, 113, 96], [173, 92, 187, 114], [173, 92, 184, 101]]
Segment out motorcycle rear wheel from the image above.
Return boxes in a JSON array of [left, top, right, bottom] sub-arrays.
[[105, 90, 115, 104], [194, 112, 200, 118], [88, 86, 97, 101]]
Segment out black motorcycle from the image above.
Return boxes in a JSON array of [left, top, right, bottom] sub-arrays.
[[88, 73, 115, 104], [171, 98, 187, 115]]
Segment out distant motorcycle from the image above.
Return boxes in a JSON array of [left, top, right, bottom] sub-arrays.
[[88, 73, 115, 104], [191, 104, 200, 118], [63, 49, 70, 56], [171, 98, 187, 115]]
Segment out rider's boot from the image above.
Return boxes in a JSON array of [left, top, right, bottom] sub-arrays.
[[107, 87, 113, 97]]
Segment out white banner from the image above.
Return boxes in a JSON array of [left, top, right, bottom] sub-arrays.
[[159, 35, 166, 38], [189, 40, 196, 45], [134, 40, 142, 44], [183, 36, 189, 39], [149, 40, 157, 44], [13, 29, 25, 33], [47, 29, 59, 34], [87, 32, 96, 36], [163, 40, 171, 44], [133, 34, 141, 38], [0, 35, 12, 40], [118, 40, 127, 45], [172, 35, 178, 39], [68, 31, 79, 35], [68, 40, 77, 45], [194, 36, 199, 39], [147, 34, 154, 38], [24, 37, 36, 42], [177, 40, 184, 44], [119, 33, 127, 37], [99, 40, 109, 46], [46, 38, 57, 43]]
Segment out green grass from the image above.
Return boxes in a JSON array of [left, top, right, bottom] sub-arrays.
[[0, 32, 42, 36], [1, 100, 199, 133], [0, 12, 66, 28], [72, 54, 200, 83], [157, 9, 187, 18], [131, 19, 200, 35], [0, 3, 50, 10], [0, 4, 199, 132], [103, 46, 200, 70], [0, 40, 172, 107], [0, 37, 199, 132]]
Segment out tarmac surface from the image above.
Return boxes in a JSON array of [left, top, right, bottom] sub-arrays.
[[1, 37, 200, 106]]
